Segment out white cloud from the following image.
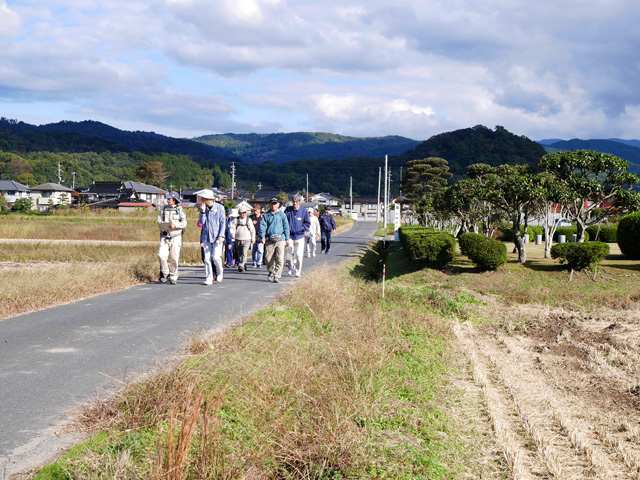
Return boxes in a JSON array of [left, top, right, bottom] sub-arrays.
[[1, 0, 640, 140]]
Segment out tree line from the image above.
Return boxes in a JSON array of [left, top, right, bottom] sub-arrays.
[[402, 151, 640, 264]]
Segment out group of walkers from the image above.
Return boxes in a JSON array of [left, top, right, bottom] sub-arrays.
[[156, 190, 337, 285]]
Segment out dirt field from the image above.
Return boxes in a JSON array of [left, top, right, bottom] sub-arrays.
[[452, 297, 640, 479]]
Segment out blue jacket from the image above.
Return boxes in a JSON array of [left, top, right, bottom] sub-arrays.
[[258, 209, 290, 241], [319, 213, 336, 232], [284, 206, 311, 240], [199, 202, 226, 244]]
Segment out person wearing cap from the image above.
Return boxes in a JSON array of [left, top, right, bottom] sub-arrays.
[[250, 203, 264, 268], [233, 205, 255, 272], [258, 197, 290, 283], [157, 191, 187, 284], [199, 189, 226, 285], [284, 194, 311, 277], [305, 208, 320, 257], [319, 207, 337, 254]]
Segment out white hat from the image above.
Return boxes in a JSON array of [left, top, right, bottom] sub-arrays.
[[199, 189, 215, 200], [230, 208, 239, 217], [238, 205, 249, 213]]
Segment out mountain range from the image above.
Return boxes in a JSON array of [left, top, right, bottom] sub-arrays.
[[2, 117, 640, 196]]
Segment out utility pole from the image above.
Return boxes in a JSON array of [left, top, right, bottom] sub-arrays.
[[72, 171, 76, 189], [230, 162, 236, 199], [383, 155, 388, 228], [57, 162, 64, 185], [377, 167, 381, 224], [349, 176, 353, 219], [306, 174, 309, 203]]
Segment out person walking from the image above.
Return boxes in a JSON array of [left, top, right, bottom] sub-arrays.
[[305, 208, 320, 257], [224, 209, 236, 268], [319, 207, 337, 254], [284, 194, 310, 277], [250, 203, 264, 268], [234, 205, 255, 272], [199, 189, 226, 285], [258, 197, 290, 283], [157, 191, 187, 285]]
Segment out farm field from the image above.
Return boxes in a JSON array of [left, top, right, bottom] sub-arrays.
[[0, 211, 354, 321]]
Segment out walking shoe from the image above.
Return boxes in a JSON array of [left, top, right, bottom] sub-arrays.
[[203, 278, 213, 285], [305, 252, 310, 258], [268, 272, 274, 282], [238, 265, 244, 272], [295, 272, 301, 278], [273, 276, 280, 283], [312, 252, 316, 257], [325, 250, 329, 254], [169, 277, 177, 285], [159, 273, 167, 283], [287, 267, 292, 276], [216, 273, 223, 283]]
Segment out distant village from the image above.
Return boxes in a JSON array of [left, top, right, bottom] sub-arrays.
[[0, 179, 395, 222]]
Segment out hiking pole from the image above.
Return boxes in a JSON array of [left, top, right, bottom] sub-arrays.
[[382, 264, 386, 299]]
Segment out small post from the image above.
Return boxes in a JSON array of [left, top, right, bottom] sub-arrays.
[[382, 264, 386, 299]]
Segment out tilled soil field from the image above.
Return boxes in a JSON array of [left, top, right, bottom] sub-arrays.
[[453, 301, 640, 479]]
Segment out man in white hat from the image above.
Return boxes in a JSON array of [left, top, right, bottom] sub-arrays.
[[157, 191, 187, 284], [233, 205, 256, 272], [199, 189, 226, 284]]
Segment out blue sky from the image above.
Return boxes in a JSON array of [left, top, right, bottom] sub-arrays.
[[1, 0, 639, 141]]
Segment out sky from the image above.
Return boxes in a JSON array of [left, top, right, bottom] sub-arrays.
[[1, 0, 639, 141]]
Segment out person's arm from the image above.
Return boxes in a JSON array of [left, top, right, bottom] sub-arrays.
[[217, 207, 226, 244], [249, 219, 256, 242], [303, 209, 310, 232], [282, 212, 290, 242]]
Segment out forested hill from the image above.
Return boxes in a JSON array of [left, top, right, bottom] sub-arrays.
[[543, 138, 640, 174], [392, 125, 547, 182], [193, 132, 420, 164], [235, 125, 548, 196], [0, 118, 233, 166]]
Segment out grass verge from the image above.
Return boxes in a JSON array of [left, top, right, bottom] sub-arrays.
[[33, 245, 463, 479]]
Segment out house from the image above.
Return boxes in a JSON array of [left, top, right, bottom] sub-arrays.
[[29, 183, 75, 211], [123, 181, 166, 206], [341, 196, 380, 221], [0, 180, 31, 208], [79, 181, 122, 204], [309, 192, 340, 207]]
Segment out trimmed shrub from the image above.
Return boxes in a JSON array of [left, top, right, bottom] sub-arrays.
[[459, 232, 507, 270], [458, 232, 485, 256], [617, 211, 640, 259], [585, 225, 617, 243], [550, 242, 610, 272], [398, 226, 455, 268]]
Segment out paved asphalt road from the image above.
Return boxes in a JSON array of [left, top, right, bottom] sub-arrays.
[[0, 221, 377, 475]]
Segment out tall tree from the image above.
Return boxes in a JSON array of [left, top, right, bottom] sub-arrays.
[[539, 150, 640, 241], [402, 157, 452, 226], [134, 161, 169, 186], [475, 163, 544, 264]]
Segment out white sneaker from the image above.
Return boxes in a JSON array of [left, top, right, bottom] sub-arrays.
[[216, 273, 223, 283], [305, 252, 310, 257], [203, 278, 213, 285], [312, 252, 316, 257], [287, 267, 292, 276], [295, 272, 301, 278]]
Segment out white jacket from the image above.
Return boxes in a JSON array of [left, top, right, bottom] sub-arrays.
[[233, 216, 256, 242], [309, 215, 320, 237]]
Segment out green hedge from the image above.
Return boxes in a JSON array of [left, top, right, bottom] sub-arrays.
[[458, 232, 508, 270], [550, 242, 610, 272], [585, 225, 617, 243], [553, 226, 589, 242], [398, 226, 455, 268], [617, 212, 640, 259]]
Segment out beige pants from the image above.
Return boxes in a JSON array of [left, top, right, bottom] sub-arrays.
[[265, 240, 286, 278], [158, 235, 182, 280]]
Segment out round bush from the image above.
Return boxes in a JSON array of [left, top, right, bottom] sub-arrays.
[[551, 242, 610, 271], [617, 211, 640, 259], [458, 232, 485, 256], [472, 239, 508, 270]]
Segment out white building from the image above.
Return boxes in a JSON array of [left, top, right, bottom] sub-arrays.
[[0, 180, 31, 208], [29, 183, 75, 211]]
